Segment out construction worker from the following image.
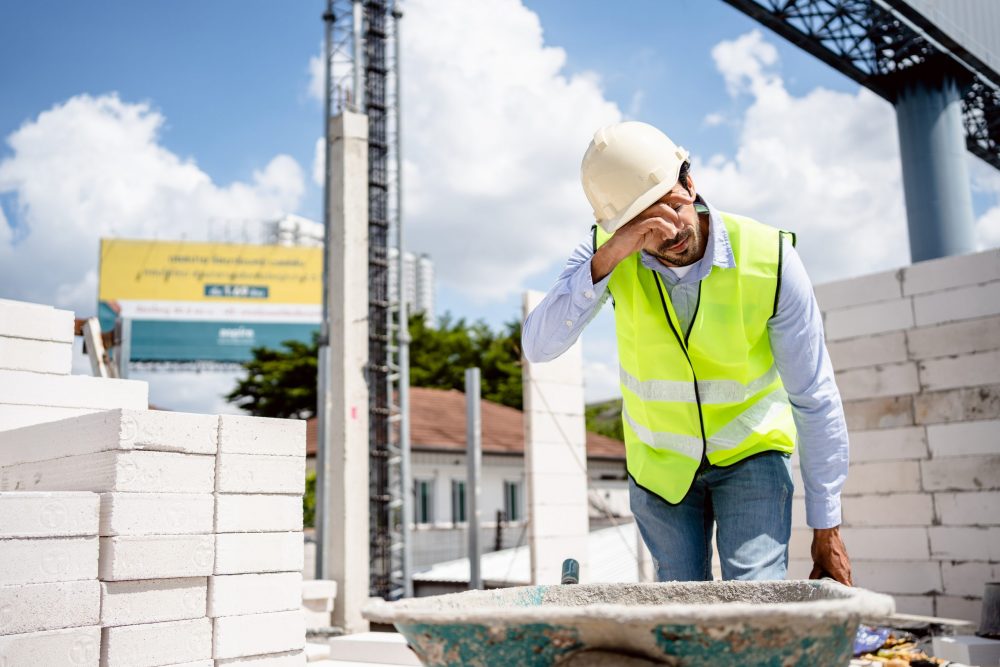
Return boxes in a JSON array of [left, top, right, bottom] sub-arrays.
[[522, 121, 851, 585]]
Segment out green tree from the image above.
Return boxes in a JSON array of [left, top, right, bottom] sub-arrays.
[[226, 313, 525, 417]]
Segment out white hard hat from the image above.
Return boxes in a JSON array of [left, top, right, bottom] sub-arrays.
[[580, 121, 690, 234]]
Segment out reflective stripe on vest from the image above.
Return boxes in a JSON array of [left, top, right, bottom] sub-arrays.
[[597, 211, 798, 504]]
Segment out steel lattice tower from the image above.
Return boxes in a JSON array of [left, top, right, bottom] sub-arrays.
[[320, 0, 405, 601]]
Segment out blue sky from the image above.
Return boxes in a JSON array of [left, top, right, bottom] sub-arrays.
[[2, 0, 998, 410]]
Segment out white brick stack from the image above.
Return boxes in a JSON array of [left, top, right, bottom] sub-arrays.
[[210, 415, 307, 664], [788, 249, 1000, 624], [0, 491, 101, 666], [0, 300, 148, 432], [0, 409, 219, 666]]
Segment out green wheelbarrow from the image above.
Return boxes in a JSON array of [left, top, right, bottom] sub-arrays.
[[362, 560, 894, 666]]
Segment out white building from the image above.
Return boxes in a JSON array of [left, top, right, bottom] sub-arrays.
[[262, 215, 435, 318], [388, 248, 435, 318], [306, 386, 627, 569]]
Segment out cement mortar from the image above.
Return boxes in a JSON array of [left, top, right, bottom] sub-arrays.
[[364, 580, 895, 667]]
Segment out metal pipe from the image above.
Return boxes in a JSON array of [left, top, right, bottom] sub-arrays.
[[315, 0, 335, 580], [393, 1, 413, 599], [466, 367, 482, 590]]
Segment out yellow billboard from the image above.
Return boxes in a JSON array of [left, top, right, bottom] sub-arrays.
[[99, 239, 322, 304], [98, 238, 324, 362]]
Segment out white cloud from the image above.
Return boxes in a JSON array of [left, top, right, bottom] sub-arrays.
[[627, 90, 645, 119], [703, 112, 726, 127], [397, 0, 621, 301], [694, 30, 909, 282], [0, 93, 305, 316], [308, 49, 325, 103]]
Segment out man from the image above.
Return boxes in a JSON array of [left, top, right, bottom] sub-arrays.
[[522, 121, 851, 585]]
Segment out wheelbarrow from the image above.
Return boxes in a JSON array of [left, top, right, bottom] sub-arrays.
[[362, 560, 895, 666]]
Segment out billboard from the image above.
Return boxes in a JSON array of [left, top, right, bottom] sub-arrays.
[[99, 239, 323, 362]]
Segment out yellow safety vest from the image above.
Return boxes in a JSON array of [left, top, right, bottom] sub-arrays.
[[595, 211, 797, 504]]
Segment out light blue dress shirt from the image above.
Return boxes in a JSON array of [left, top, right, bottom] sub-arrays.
[[522, 200, 848, 529]]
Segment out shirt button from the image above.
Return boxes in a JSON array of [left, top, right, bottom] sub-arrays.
[[565, 319, 573, 327], [583, 290, 594, 299]]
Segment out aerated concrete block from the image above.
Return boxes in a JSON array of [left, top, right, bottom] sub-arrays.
[[216, 454, 305, 494], [823, 297, 914, 341], [214, 494, 303, 533], [213, 610, 305, 660], [0, 408, 219, 467], [902, 248, 1000, 296], [0, 404, 95, 432], [0, 299, 74, 343], [300, 579, 337, 603], [101, 617, 212, 667], [100, 577, 207, 627], [0, 579, 100, 635], [912, 280, 1000, 327], [0, 369, 147, 410], [214, 532, 304, 575], [218, 415, 306, 457], [928, 419, 1000, 457], [919, 349, 1000, 392], [99, 534, 215, 581], [0, 536, 97, 585], [835, 362, 920, 401], [814, 269, 902, 311], [0, 625, 99, 666], [215, 650, 305, 666], [208, 572, 302, 617], [99, 493, 214, 536], [0, 450, 215, 493], [0, 491, 98, 538], [327, 632, 420, 666], [0, 336, 72, 374], [907, 314, 1000, 360]]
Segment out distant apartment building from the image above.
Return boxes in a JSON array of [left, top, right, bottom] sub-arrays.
[[264, 215, 435, 318], [389, 247, 435, 318]]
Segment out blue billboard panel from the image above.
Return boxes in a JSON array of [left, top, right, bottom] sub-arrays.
[[130, 320, 319, 362]]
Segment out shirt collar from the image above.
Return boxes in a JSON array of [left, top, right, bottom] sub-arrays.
[[639, 196, 735, 282]]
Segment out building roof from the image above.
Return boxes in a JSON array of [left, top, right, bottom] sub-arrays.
[[306, 386, 625, 461], [412, 522, 641, 586]]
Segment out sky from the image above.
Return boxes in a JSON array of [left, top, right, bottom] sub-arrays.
[[2, 0, 999, 412]]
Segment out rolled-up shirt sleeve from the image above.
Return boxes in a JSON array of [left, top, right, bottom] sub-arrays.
[[768, 243, 849, 529], [522, 234, 611, 363]]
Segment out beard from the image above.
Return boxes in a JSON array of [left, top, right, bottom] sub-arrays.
[[651, 222, 701, 266]]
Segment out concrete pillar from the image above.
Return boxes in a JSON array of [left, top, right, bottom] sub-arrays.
[[521, 290, 589, 585], [894, 75, 977, 263], [319, 110, 370, 634]]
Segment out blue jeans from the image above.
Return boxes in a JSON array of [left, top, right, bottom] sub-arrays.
[[630, 451, 793, 581]]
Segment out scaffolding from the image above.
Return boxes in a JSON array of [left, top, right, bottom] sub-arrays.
[[318, 0, 406, 601]]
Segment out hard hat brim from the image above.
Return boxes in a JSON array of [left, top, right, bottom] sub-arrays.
[[597, 177, 678, 236]]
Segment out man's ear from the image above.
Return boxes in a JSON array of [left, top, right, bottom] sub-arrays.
[[685, 174, 696, 198]]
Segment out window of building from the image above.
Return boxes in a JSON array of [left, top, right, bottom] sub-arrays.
[[503, 480, 522, 522], [450, 479, 466, 524], [415, 479, 434, 525]]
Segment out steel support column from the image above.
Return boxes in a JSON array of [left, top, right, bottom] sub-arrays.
[[895, 74, 977, 261]]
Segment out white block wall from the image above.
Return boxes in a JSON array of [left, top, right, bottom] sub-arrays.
[[791, 249, 1000, 623], [521, 290, 590, 585]]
